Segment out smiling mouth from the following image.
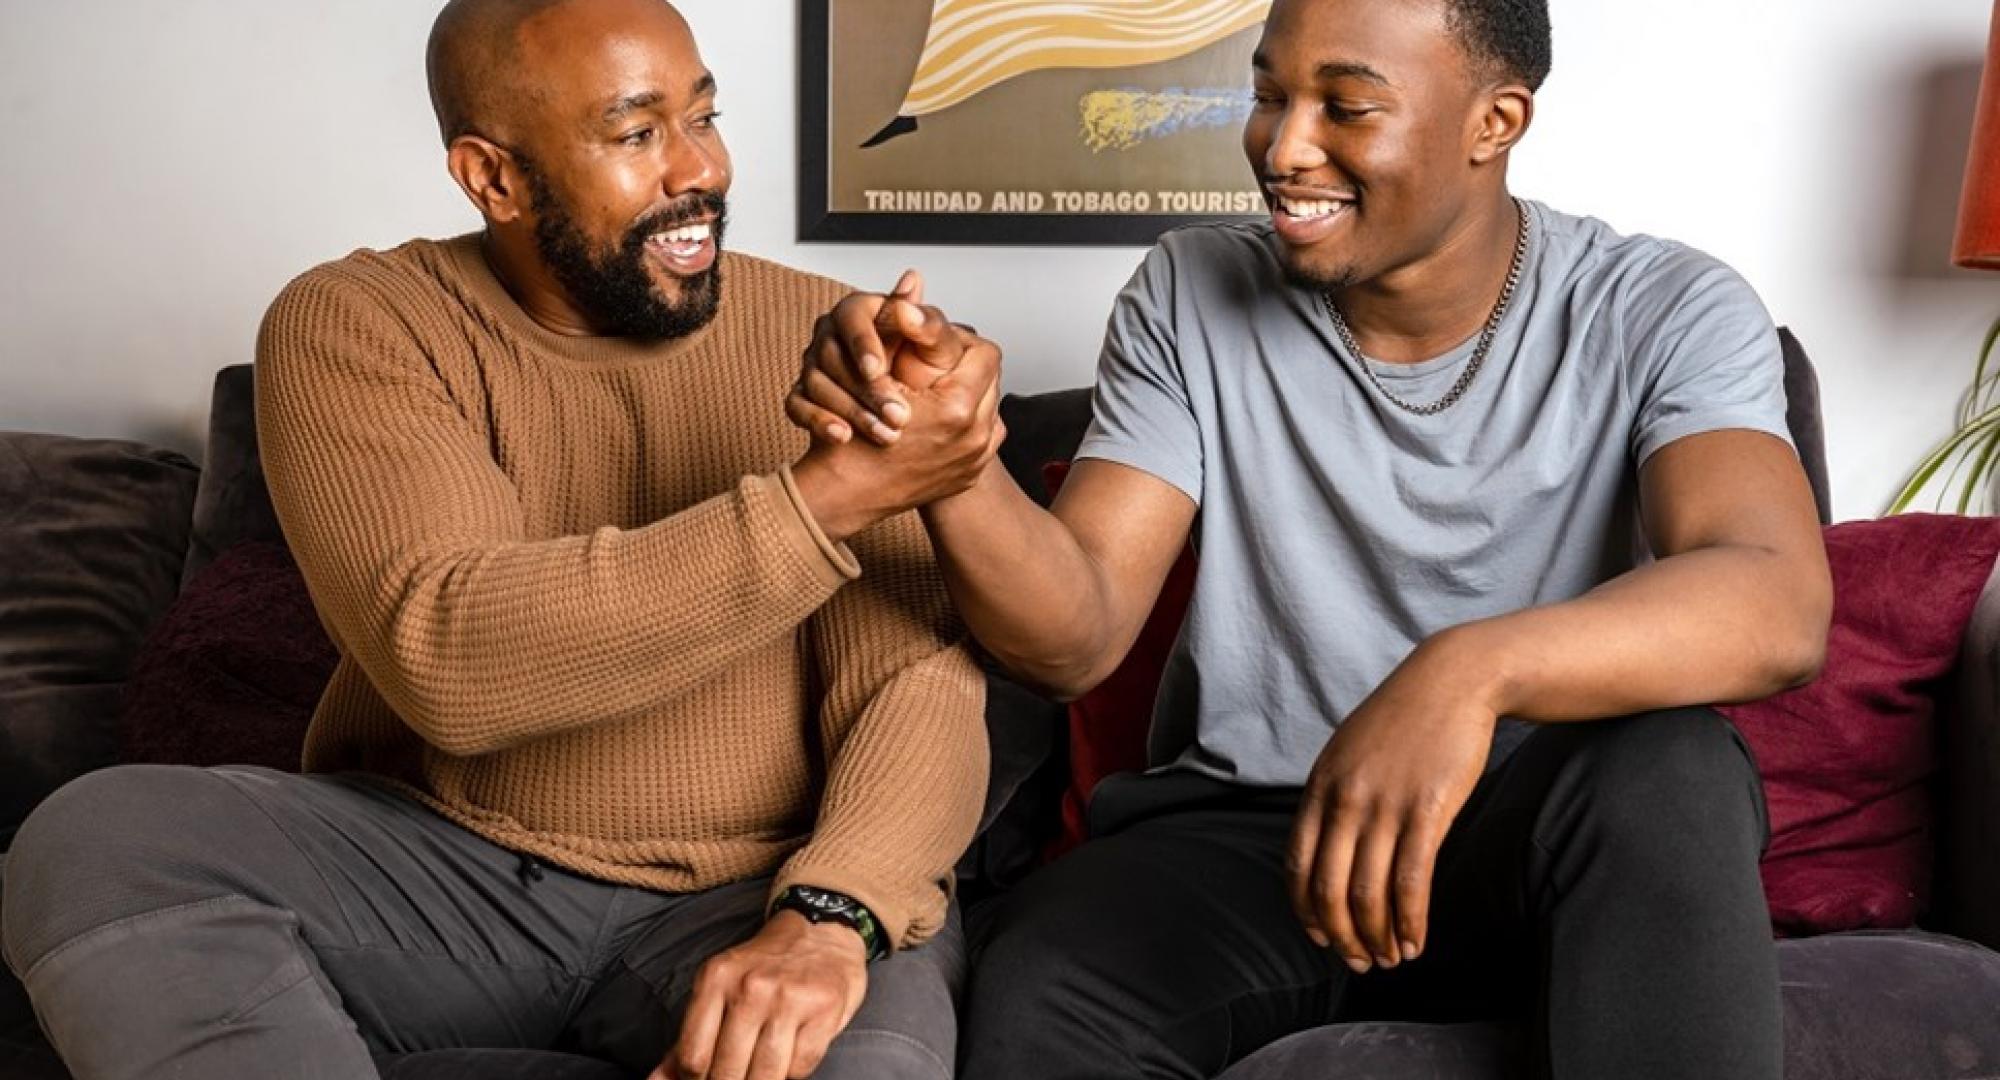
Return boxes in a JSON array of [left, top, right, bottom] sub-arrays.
[[642, 219, 718, 276], [1269, 193, 1354, 220], [648, 220, 712, 258]]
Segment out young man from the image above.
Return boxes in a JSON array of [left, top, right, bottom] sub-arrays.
[[788, 0, 1832, 1076], [0, 2, 1000, 1078]]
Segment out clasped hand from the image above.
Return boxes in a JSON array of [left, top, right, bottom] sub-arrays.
[[785, 272, 1004, 520]]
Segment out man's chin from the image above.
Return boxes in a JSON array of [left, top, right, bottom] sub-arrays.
[[648, 268, 720, 314], [1278, 251, 1355, 295]]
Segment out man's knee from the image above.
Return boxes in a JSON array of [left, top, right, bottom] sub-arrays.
[[815, 1027, 953, 1080], [4, 764, 248, 970], [964, 864, 1150, 1046], [817, 911, 962, 1080], [1559, 708, 1766, 857]]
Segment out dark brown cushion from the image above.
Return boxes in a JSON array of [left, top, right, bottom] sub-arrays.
[[0, 434, 197, 848]]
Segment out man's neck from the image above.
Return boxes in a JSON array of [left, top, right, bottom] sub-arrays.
[[1331, 192, 1524, 365], [479, 230, 601, 338]]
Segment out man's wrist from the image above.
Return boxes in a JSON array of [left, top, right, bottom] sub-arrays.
[[918, 455, 1004, 529], [1415, 620, 1519, 719], [790, 451, 881, 546], [770, 884, 889, 962]]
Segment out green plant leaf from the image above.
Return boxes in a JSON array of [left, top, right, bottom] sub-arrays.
[[1958, 422, 2000, 514], [1967, 316, 2000, 427], [1888, 313, 2000, 517], [1889, 417, 2000, 513]]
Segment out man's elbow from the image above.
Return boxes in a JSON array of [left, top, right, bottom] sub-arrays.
[[1772, 628, 1828, 691], [987, 646, 1113, 704], [373, 664, 515, 756], [1770, 580, 1833, 691], [397, 696, 509, 757]]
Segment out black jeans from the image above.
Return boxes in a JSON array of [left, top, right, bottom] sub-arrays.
[[960, 707, 1781, 1080]]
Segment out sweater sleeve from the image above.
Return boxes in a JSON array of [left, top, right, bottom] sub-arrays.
[[255, 269, 859, 756], [769, 511, 989, 950]]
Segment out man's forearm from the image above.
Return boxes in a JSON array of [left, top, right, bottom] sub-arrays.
[[776, 645, 988, 950], [1433, 543, 1830, 725], [918, 460, 1128, 699]]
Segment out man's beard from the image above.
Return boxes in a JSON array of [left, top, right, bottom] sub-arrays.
[[518, 157, 727, 340]]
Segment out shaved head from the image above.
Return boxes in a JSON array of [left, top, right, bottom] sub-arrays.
[[428, 0, 555, 145]]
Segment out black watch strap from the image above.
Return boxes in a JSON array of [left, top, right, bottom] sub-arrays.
[[771, 885, 889, 962]]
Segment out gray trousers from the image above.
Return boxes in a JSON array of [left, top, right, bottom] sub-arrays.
[[0, 765, 961, 1080]]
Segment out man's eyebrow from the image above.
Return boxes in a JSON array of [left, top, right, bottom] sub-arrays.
[[1316, 61, 1389, 86], [1249, 52, 1391, 87], [598, 75, 716, 123], [602, 90, 665, 122]]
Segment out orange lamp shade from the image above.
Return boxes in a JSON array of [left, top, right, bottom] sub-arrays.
[[1957, 2, 2000, 269]]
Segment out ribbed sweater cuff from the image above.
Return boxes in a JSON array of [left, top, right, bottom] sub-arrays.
[[769, 860, 939, 954], [768, 468, 861, 587]]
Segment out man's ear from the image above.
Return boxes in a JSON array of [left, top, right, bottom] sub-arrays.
[[1469, 85, 1534, 166], [446, 135, 529, 224]]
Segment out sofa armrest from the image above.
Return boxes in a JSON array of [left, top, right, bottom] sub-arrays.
[[1939, 554, 2000, 950]]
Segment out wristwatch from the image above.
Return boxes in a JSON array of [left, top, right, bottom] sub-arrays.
[[771, 884, 889, 962]]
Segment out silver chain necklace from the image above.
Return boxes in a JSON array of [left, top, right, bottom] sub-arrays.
[[1318, 197, 1532, 417]]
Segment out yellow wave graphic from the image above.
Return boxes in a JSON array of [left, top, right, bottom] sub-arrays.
[[864, 0, 1270, 147]]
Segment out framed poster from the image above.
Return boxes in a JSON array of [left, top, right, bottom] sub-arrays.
[[799, 0, 1272, 246]]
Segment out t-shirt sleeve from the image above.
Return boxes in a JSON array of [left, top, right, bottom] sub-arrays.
[[1075, 244, 1204, 504], [1628, 248, 1794, 468]]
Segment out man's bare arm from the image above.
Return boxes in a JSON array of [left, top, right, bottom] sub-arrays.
[[921, 456, 1196, 700], [1293, 428, 1832, 973], [788, 282, 1199, 699], [1443, 428, 1830, 719]]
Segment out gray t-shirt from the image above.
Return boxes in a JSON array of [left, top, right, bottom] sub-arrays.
[[1077, 200, 1793, 785]]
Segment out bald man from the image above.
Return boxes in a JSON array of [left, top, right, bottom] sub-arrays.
[[0, 2, 1003, 1078]]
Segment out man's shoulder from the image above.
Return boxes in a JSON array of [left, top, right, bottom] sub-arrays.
[[265, 236, 470, 328], [1115, 220, 1283, 313], [1534, 203, 1745, 301], [1151, 220, 1279, 271]]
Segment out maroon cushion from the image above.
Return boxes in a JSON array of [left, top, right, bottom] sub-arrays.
[[120, 541, 337, 771], [1719, 514, 2000, 935]]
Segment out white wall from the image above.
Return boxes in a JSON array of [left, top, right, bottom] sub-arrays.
[[0, 0, 1993, 521]]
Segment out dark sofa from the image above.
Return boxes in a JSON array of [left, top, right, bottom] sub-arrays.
[[4, 335, 2000, 1079]]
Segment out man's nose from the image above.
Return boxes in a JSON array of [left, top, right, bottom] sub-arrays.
[[663, 134, 726, 198], [1265, 105, 1329, 177]]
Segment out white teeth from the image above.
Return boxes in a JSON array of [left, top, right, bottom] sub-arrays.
[[1278, 197, 1346, 220], [653, 223, 711, 245]]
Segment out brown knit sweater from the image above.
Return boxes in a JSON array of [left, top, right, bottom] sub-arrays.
[[254, 235, 988, 947]]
